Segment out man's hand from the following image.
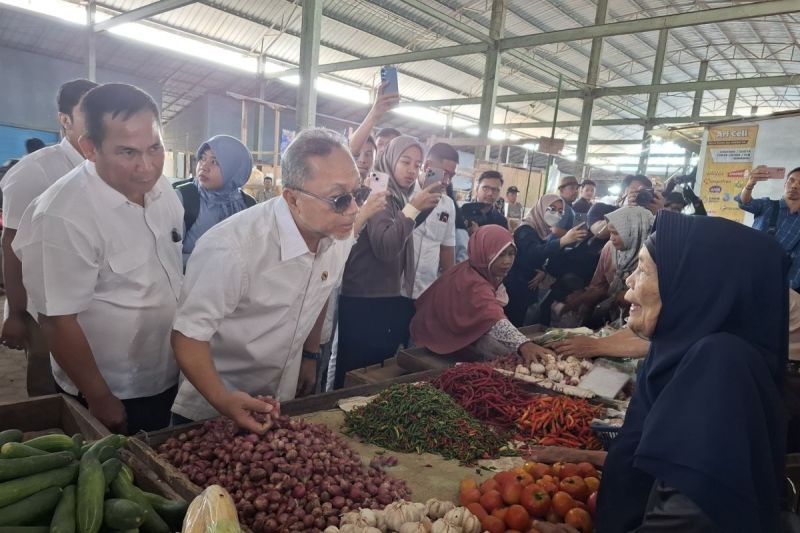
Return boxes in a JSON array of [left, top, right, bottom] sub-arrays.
[[87, 393, 128, 434], [563, 291, 585, 312], [748, 165, 771, 184], [0, 313, 28, 350], [519, 342, 556, 365], [296, 359, 317, 398], [528, 270, 547, 290], [648, 190, 665, 214], [369, 82, 400, 122], [551, 336, 599, 359], [217, 390, 278, 434], [410, 183, 443, 212]]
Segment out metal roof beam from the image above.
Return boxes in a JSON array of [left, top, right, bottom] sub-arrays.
[[478, 0, 506, 154], [497, 115, 737, 129], [94, 0, 196, 32], [498, 0, 800, 50], [296, 0, 322, 131]]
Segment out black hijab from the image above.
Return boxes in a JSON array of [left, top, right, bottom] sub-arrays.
[[596, 211, 789, 533]]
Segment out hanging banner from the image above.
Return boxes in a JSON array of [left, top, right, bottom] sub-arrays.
[[699, 124, 759, 222]]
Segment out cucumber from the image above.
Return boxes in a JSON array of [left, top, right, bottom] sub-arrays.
[[0, 527, 51, 533], [95, 447, 117, 464], [0, 444, 47, 460], [118, 467, 133, 485], [141, 492, 188, 531], [100, 460, 122, 489], [21, 436, 74, 454], [49, 485, 75, 533], [109, 477, 168, 533], [0, 431, 23, 448], [0, 452, 75, 482], [0, 464, 78, 508], [70, 436, 83, 459], [0, 487, 62, 526], [75, 453, 103, 533], [106, 530, 138, 533], [85, 436, 126, 459], [102, 500, 144, 530]]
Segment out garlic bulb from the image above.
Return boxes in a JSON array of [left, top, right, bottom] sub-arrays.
[[529, 363, 546, 374], [324, 528, 340, 533], [341, 509, 386, 532], [442, 507, 481, 533], [565, 355, 579, 364], [398, 517, 433, 533], [541, 352, 556, 364], [568, 376, 580, 386], [545, 363, 558, 373], [430, 519, 462, 533], [384, 501, 426, 532], [547, 369, 564, 381], [425, 498, 456, 519], [580, 360, 594, 370], [515, 364, 530, 375], [564, 361, 582, 378], [556, 360, 567, 371]]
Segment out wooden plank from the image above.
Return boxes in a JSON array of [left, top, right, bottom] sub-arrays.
[[126, 439, 201, 501], [0, 394, 108, 439], [61, 396, 110, 438]]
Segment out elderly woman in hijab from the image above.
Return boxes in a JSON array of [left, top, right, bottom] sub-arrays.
[[335, 135, 441, 389], [562, 206, 654, 325], [504, 194, 588, 326], [177, 135, 255, 265], [591, 211, 788, 533], [411, 225, 554, 361]]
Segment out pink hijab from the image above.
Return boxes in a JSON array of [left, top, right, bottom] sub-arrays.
[[411, 225, 515, 354]]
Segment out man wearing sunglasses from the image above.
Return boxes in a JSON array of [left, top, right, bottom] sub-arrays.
[[170, 128, 364, 433]]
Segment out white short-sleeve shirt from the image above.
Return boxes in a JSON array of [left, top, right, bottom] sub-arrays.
[[1, 137, 84, 230], [171, 197, 354, 421], [405, 191, 456, 299], [13, 161, 183, 399]]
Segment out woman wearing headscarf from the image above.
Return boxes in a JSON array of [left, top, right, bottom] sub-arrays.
[[177, 135, 254, 266], [504, 194, 588, 326], [411, 225, 554, 361], [562, 206, 654, 326], [594, 211, 788, 533], [336, 135, 441, 388]]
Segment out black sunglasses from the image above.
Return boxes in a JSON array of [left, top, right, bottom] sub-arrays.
[[290, 186, 371, 214]]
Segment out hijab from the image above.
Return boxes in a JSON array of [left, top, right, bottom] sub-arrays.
[[519, 193, 561, 240], [596, 211, 789, 533], [605, 206, 654, 293], [410, 225, 515, 355], [376, 135, 424, 207]]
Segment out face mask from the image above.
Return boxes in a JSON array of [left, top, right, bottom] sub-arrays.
[[544, 212, 562, 226]]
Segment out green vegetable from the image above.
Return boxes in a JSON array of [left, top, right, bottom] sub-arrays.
[[0, 431, 23, 448], [0, 527, 51, 533], [21, 436, 74, 454], [109, 477, 168, 533], [102, 499, 144, 530], [141, 492, 188, 530], [101, 459, 122, 489], [76, 452, 103, 533], [49, 485, 76, 533], [0, 452, 75, 482], [0, 444, 47, 460], [0, 464, 78, 508], [0, 487, 62, 526], [70, 436, 83, 459], [85, 436, 126, 459], [343, 382, 510, 465]]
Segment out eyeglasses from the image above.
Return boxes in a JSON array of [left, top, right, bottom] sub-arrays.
[[545, 206, 564, 215], [290, 186, 371, 214]]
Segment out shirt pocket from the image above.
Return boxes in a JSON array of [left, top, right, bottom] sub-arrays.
[[108, 247, 149, 274]]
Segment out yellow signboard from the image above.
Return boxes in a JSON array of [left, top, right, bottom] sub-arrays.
[[700, 125, 759, 222]]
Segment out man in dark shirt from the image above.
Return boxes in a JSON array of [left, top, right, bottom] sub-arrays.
[[572, 179, 596, 216], [465, 170, 509, 229], [552, 175, 580, 237]]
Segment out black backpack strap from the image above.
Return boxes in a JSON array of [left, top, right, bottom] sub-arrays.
[[768, 200, 780, 237], [176, 183, 200, 234], [241, 190, 257, 208]]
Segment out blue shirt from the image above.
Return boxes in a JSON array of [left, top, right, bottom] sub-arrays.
[[736, 194, 800, 288], [557, 202, 576, 230]]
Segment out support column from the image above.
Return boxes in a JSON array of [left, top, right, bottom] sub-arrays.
[[478, 0, 506, 161], [296, 0, 322, 131], [576, 0, 608, 165], [254, 55, 267, 155], [725, 87, 737, 116], [638, 28, 668, 175], [86, 0, 96, 81], [691, 60, 709, 120]]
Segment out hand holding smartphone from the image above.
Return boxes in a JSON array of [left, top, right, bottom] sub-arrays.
[[422, 168, 446, 191], [366, 171, 390, 194], [381, 65, 399, 96]]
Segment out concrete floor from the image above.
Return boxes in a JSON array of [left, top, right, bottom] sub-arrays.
[[0, 297, 30, 404]]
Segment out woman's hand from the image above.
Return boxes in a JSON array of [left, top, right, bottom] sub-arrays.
[[551, 336, 599, 359], [354, 191, 389, 235], [410, 183, 443, 212], [519, 341, 556, 364], [528, 270, 547, 289], [563, 291, 586, 311], [560, 224, 588, 247]]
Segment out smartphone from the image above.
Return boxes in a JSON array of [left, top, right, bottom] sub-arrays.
[[366, 171, 389, 194], [767, 167, 787, 180], [422, 167, 446, 190], [380, 65, 399, 95]]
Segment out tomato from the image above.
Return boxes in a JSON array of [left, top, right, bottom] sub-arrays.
[[560, 463, 580, 479], [501, 482, 522, 505], [481, 478, 501, 494], [495, 471, 518, 488], [584, 476, 600, 493], [538, 480, 558, 497], [505, 504, 531, 531], [467, 502, 489, 520], [520, 484, 551, 518], [552, 491, 577, 518], [559, 476, 590, 502], [461, 478, 479, 492], [576, 462, 599, 478], [481, 515, 505, 533], [480, 490, 504, 513], [460, 488, 482, 506], [564, 507, 593, 533]]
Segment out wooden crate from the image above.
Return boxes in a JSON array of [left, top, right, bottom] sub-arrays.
[[343, 356, 408, 387], [0, 393, 109, 439]]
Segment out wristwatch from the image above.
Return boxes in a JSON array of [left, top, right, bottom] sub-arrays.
[[302, 350, 321, 361]]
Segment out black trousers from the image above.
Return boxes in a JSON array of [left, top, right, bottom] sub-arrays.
[[58, 384, 177, 435], [335, 295, 414, 389]]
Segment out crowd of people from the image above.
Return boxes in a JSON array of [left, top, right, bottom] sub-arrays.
[[3, 76, 800, 532]]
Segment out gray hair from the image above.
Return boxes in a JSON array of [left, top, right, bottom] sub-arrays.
[[281, 128, 352, 189]]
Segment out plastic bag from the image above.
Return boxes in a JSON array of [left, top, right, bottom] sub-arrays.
[[182, 485, 241, 533]]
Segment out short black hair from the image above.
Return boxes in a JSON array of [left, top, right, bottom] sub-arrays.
[[25, 138, 45, 154], [264, 176, 273, 181], [665, 191, 686, 206], [789, 167, 800, 177], [580, 179, 596, 188], [478, 170, 503, 185], [427, 142, 459, 164], [57, 79, 99, 116], [622, 174, 652, 189], [376, 127, 401, 139], [81, 83, 160, 146]]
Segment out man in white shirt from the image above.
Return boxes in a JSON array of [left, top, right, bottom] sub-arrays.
[[0, 79, 97, 396], [14, 83, 183, 433], [171, 128, 365, 433], [405, 143, 458, 299]]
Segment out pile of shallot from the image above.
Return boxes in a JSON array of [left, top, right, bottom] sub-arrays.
[[158, 413, 411, 533]]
